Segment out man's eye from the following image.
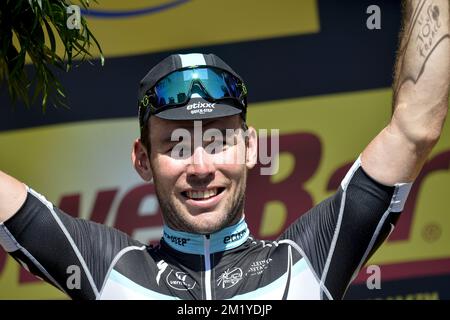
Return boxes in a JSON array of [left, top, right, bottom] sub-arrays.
[[166, 146, 174, 154], [168, 144, 191, 159]]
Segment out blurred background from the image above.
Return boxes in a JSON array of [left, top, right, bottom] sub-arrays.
[[0, 0, 449, 299]]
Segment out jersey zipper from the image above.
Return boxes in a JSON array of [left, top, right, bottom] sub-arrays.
[[203, 235, 212, 300]]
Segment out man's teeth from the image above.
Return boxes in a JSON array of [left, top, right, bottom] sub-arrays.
[[186, 189, 218, 200]]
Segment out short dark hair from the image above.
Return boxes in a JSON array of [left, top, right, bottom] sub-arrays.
[[140, 122, 151, 153]]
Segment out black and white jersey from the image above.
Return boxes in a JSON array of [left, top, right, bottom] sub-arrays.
[[0, 158, 412, 300]]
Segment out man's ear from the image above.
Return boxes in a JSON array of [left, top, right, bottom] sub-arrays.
[[132, 138, 153, 181], [245, 126, 258, 170]]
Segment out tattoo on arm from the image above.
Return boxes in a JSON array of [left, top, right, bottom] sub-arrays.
[[393, 0, 450, 107]]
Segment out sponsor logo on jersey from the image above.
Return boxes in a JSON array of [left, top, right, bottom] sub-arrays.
[[245, 258, 272, 277], [156, 260, 168, 285], [166, 270, 196, 291], [223, 230, 246, 244], [164, 231, 190, 246], [217, 267, 243, 289]]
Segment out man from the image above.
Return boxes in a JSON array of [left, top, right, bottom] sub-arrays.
[[0, 0, 448, 300]]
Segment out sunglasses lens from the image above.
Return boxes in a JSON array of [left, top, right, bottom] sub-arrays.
[[153, 70, 191, 108], [152, 67, 244, 109]]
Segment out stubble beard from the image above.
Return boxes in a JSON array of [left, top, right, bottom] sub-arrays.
[[152, 170, 247, 235]]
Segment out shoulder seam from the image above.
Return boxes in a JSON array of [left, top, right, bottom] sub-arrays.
[[98, 245, 146, 299], [277, 239, 333, 300]]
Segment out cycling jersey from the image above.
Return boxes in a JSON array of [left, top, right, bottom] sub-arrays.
[[0, 158, 412, 300]]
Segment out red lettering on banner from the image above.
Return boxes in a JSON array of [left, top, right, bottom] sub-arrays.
[[114, 184, 163, 239], [245, 133, 322, 240], [89, 190, 118, 224], [58, 194, 80, 218], [59, 189, 118, 223], [389, 150, 450, 241], [19, 267, 39, 284]]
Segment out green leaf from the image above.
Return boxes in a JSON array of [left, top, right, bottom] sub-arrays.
[[43, 19, 56, 63], [0, 0, 105, 111]]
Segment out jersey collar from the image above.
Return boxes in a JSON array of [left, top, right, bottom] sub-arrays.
[[162, 218, 249, 255]]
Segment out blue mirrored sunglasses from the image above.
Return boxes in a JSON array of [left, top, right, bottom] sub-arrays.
[[139, 66, 247, 122]]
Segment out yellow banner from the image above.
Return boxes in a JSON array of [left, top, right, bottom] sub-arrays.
[[81, 0, 320, 58]]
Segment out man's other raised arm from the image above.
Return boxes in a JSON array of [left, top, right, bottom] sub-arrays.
[[362, 0, 449, 185], [0, 170, 27, 223]]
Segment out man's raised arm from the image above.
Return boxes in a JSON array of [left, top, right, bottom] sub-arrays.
[[362, 0, 449, 185], [0, 171, 27, 223]]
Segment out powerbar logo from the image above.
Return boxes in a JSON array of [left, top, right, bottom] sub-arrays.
[[164, 232, 190, 246], [223, 230, 247, 244], [186, 102, 216, 115]]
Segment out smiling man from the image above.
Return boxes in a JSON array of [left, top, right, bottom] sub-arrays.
[[136, 117, 253, 235], [133, 56, 257, 238], [0, 0, 449, 300]]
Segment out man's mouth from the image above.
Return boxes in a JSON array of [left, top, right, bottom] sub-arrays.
[[182, 187, 225, 200]]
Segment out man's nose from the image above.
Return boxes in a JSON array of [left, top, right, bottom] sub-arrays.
[[186, 146, 215, 179]]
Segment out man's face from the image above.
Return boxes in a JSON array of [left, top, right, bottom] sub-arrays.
[[146, 115, 256, 234]]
